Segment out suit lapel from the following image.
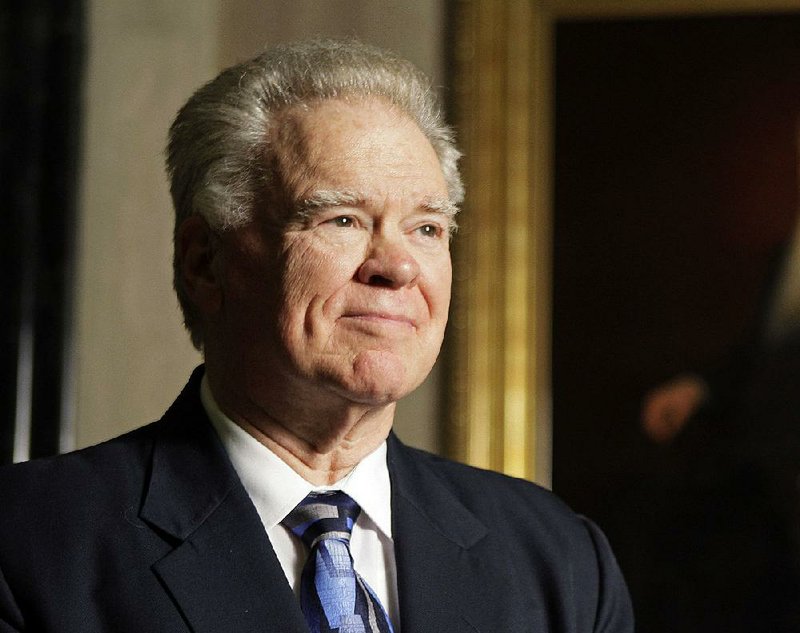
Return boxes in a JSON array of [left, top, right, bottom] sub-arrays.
[[139, 372, 308, 633], [150, 485, 307, 632], [388, 435, 539, 633]]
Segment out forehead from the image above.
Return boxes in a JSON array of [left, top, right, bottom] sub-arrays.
[[271, 98, 448, 202]]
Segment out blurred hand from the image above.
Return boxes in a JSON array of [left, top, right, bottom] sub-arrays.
[[640, 374, 709, 444]]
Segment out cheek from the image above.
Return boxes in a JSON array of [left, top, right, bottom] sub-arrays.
[[280, 238, 360, 320], [424, 256, 453, 319]]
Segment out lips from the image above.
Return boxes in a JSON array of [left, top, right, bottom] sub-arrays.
[[341, 311, 417, 328]]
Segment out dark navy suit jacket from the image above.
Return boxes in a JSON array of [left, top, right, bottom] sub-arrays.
[[0, 369, 633, 632]]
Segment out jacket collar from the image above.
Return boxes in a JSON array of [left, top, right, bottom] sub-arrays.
[[139, 368, 308, 632], [387, 433, 487, 550], [388, 434, 539, 633]]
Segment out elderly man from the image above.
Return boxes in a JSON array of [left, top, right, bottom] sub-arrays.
[[0, 40, 633, 632]]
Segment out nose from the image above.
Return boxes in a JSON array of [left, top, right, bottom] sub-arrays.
[[356, 237, 420, 289]]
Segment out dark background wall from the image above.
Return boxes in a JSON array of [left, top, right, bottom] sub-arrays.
[[553, 13, 800, 632]]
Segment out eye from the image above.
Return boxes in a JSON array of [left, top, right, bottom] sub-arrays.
[[416, 223, 442, 239], [325, 215, 357, 228]]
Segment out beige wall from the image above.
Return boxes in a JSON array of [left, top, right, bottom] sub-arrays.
[[218, 1, 446, 85], [75, 0, 446, 453]]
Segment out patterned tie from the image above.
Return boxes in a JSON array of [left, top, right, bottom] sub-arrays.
[[282, 491, 395, 633]]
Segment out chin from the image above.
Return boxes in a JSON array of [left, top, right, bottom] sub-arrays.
[[330, 350, 428, 406]]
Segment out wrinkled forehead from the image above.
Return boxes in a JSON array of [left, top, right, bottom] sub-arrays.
[[271, 97, 418, 166], [267, 97, 447, 208]]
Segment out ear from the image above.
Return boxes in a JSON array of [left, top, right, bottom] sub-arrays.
[[176, 214, 223, 315]]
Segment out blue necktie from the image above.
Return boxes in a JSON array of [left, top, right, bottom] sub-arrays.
[[282, 491, 395, 633]]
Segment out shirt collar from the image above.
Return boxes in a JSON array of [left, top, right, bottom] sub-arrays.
[[200, 375, 392, 538]]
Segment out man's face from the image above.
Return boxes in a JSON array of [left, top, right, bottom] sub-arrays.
[[217, 98, 454, 409]]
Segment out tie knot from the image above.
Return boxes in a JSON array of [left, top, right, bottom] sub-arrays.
[[282, 490, 361, 550]]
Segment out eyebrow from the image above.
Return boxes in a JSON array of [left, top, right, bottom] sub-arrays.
[[294, 189, 460, 233], [296, 190, 365, 218], [420, 196, 460, 220]]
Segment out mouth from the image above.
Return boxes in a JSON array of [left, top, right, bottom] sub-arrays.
[[340, 312, 417, 330]]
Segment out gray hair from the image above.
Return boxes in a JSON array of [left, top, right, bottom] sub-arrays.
[[167, 38, 464, 350]]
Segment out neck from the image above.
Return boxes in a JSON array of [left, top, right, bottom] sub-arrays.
[[207, 371, 395, 485], [236, 408, 393, 485]]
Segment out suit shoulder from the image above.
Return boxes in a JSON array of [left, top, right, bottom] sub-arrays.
[[0, 420, 162, 511], [395, 442, 628, 568], [400, 443, 574, 517], [394, 443, 634, 629]]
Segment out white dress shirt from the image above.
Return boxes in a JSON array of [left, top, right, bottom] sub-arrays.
[[200, 376, 400, 629]]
